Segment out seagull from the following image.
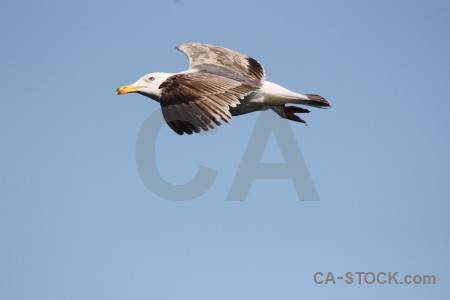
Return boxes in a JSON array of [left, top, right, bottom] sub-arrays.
[[116, 43, 330, 135]]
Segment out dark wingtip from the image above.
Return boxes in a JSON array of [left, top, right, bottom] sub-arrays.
[[305, 94, 331, 108], [246, 56, 265, 81]]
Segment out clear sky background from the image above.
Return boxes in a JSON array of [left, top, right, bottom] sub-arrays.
[[1, 0, 449, 299]]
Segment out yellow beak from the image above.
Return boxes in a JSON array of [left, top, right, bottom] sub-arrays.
[[115, 85, 144, 95]]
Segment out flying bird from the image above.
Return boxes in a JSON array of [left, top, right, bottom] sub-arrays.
[[116, 43, 330, 135]]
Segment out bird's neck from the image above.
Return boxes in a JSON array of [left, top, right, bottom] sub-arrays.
[[142, 73, 174, 101]]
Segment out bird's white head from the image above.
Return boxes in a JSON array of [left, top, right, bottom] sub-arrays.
[[116, 72, 173, 100]]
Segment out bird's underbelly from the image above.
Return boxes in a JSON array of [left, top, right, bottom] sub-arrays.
[[229, 91, 269, 116], [229, 81, 304, 116]]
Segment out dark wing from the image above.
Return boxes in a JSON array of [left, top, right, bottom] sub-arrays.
[[176, 43, 266, 82], [159, 73, 257, 135]]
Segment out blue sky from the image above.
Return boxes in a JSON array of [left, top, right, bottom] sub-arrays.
[[1, 0, 449, 299]]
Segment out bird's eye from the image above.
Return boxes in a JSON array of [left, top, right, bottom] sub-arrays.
[[148, 76, 155, 81]]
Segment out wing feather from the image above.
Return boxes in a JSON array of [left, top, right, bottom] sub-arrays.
[[159, 73, 257, 134], [176, 43, 266, 82]]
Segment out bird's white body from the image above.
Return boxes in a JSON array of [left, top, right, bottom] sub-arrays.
[[250, 80, 309, 105], [131, 71, 310, 115]]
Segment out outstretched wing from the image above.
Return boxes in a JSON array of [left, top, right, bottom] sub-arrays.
[[159, 73, 257, 135], [176, 43, 266, 82]]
